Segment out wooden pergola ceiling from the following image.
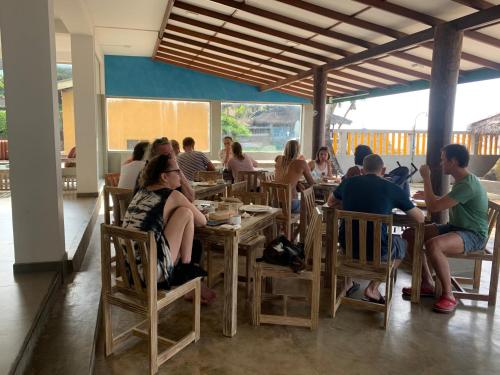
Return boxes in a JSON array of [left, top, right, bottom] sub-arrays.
[[152, 0, 500, 100]]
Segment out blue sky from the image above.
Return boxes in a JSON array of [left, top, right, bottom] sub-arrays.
[[334, 77, 500, 131]]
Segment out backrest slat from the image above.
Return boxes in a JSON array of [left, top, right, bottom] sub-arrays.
[[373, 221, 382, 266], [104, 187, 134, 227], [124, 238, 146, 295], [112, 236, 130, 288], [138, 241, 150, 288], [304, 207, 322, 264], [345, 217, 353, 260], [262, 182, 292, 218], [358, 219, 367, 265], [229, 181, 247, 196]]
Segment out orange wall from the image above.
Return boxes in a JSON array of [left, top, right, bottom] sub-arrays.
[[106, 99, 210, 151], [61, 89, 76, 154]]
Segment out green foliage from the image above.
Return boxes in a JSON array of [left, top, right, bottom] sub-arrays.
[[221, 113, 250, 138], [56, 65, 72, 81], [0, 111, 7, 138], [0, 77, 4, 97]]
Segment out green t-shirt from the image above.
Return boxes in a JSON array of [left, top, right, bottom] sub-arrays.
[[448, 174, 488, 239]]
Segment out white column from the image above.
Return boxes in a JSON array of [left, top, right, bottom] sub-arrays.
[[209, 101, 222, 161], [0, 0, 66, 268], [71, 34, 99, 195]]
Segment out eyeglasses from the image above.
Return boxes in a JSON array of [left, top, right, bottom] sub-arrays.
[[164, 168, 181, 174]]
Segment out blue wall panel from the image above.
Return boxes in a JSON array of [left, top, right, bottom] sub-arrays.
[[104, 55, 309, 104]]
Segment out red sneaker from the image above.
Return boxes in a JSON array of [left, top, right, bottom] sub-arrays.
[[402, 285, 434, 297], [433, 296, 457, 313]]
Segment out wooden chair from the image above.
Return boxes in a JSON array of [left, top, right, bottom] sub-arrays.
[[237, 171, 266, 192], [265, 171, 275, 182], [227, 181, 247, 196], [261, 181, 299, 240], [331, 210, 395, 329], [299, 187, 316, 241], [232, 191, 269, 206], [103, 186, 134, 226], [104, 172, 120, 187], [253, 207, 322, 329], [436, 200, 500, 306], [194, 170, 222, 182], [0, 170, 10, 190], [101, 224, 201, 374]]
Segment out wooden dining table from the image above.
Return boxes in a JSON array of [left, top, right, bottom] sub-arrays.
[[313, 181, 339, 202], [194, 203, 281, 337], [322, 205, 425, 303], [193, 181, 229, 200]]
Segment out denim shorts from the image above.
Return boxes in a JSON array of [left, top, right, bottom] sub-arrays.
[[381, 235, 407, 261], [436, 224, 488, 253], [291, 198, 300, 214]]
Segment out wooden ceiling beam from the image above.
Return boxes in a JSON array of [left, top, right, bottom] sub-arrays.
[[206, 0, 434, 69], [274, 0, 498, 70], [451, 0, 495, 10], [152, 0, 175, 58], [165, 24, 314, 68], [173, 1, 429, 82], [160, 34, 304, 74], [260, 5, 500, 91], [334, 70, 389, 88], [355, 0, 500, 48]]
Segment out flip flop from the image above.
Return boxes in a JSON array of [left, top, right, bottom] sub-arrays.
[[362, 295, 386, 305], [433, 296, 457, 314], [346, 281, 360, 297]]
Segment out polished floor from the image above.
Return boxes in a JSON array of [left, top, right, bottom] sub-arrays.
[[94, 260, 499, 375], [0, 191, 97, 374]]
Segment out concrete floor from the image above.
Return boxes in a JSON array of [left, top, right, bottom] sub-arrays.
[[94, 262, 500, 375], [0, 191, 97, 374]]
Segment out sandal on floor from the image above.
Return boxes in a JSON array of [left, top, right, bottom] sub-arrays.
[[362, 295, 386, 304], [346, 281, 360, 297], [433, 296, 457, 314], [402, 286, 434, 297]]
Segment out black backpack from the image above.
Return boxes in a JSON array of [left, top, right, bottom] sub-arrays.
[[258, 235, 306, 273]]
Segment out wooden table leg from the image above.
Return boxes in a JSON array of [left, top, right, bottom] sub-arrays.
[[411, 223, 423, 303], [223, 232, 239, 337], [324, 209, 334, 288]]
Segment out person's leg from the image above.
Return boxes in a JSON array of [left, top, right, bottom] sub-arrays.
[[164, 207, 194, 264], [403, 224, 440, 288], [425, 232, 464, 301]]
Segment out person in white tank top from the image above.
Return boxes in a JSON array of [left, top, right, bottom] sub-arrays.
[[309, 146, 334, 181]]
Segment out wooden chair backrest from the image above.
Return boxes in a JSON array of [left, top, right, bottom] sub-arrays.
[[333, 209, 393, 269], [104, 172, 120, 187], [300, 187, 316, 240], [237, 171, 266, 192], [194, 170, 222, 182], [265, 172, 275, 182], [304, 207, 322, 270], [104, 186, 134, 226], [101, 224, 154, 299], [486, 200, 500, 239], [233, 191, 269, 205], [261, 181, 292, 218], [228, 181, 247, 196], [0, 170, 10, 190]]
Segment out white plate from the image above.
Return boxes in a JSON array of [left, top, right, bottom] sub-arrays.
[[240, 204, 272, 213]]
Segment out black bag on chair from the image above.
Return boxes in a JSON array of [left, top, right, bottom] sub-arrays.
[[257, 235, 306, 273]]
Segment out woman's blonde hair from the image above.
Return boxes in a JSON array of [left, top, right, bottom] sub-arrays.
[[281, 140, 300, 173]]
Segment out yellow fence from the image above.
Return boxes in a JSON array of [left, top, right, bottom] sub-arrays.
[[333, 130, 496, 156]]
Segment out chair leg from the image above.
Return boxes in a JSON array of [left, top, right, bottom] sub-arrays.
[[331, 273, 339, 318], [246, 250, 254, 300], [149, 313, 158, 375], [194, 279, 201, 342], [473, 259, 482, 290], [310, 275, 320, 330], [253, 266, 262, 326], [103, 296, 114, 356], [383, 272, 393, 329], [489, 254, 500, 306]]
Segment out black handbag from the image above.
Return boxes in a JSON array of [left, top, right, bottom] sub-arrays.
[[258, 235, 306, 273]]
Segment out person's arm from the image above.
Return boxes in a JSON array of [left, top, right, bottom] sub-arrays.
[[206, 160, 216, 171], [327, 181, 344, 208], [406, 207, 425, 224], [179, 170, 195, 202], [419, 165, 459, 213], [308, 160, 315, 172], [302, 160, 315, 186], [164, 190, 207, 226]]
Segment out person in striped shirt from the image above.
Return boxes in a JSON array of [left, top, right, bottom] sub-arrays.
[[177, 137, 215, 181]]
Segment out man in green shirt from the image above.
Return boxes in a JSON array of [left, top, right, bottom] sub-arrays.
[[402, 144, 488, 313]]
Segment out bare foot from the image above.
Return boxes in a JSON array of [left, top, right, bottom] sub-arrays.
[[184, 284, 216, 305]]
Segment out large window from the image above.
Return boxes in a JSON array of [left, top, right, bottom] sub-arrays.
[[106, 98, 210, 151], [221, 103, 302, 152]]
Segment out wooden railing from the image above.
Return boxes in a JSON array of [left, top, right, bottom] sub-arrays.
[[333, 130, 497, 156]]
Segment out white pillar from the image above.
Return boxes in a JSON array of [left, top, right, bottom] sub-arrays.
[[71, 34, 99, 196], [0, 0, 66, 270], [209, 101, 222, 161]]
